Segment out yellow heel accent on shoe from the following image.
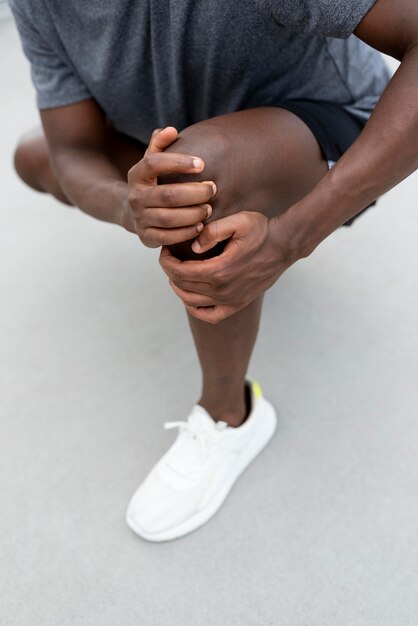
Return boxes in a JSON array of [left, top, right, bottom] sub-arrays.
[[251, 380, 262, 400]]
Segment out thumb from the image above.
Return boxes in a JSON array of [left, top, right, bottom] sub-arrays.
[[146, 126, 179, 154], [191, 215, 243, 254]]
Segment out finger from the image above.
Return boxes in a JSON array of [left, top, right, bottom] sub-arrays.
[[191, 214, 241, 254], [159, 246, 219, 283], [135, 152, 206, 181], [146, 127, 178, 154], [171, 257, 221, 282], [174, 279, 214, 294], [141, 204, 212, 229], [185, 304, 237, 324], [142, 223, 204, 248], [159, 245, 182, 278], [141, 181, 216, 208], [169, 279, 218, 307]]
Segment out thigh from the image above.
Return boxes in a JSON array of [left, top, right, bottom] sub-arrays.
[[103, 121, 147, 176], [163, 107, 328, 259]]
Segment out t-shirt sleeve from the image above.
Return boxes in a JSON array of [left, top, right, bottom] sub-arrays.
[[263, 0, 378, 39], [9, 1, 91, 109]]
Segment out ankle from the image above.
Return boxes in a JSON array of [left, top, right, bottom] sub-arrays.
[[200, 402, 246, 427], [198, 385, 251, 428]]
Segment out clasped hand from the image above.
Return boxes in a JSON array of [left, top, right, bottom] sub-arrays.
[[126, 127, 294, 324]]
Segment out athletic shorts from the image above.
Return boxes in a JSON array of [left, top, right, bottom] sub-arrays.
[[278, 99, 376, 226]]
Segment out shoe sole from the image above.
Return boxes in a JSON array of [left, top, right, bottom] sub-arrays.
[[126, 398, 277, 542]]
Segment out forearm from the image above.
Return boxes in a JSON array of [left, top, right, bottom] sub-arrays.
[[278, 44, 418, 260], [52, 147, 130, 228]]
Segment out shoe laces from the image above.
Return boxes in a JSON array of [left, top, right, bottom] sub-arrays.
[[163, 409, 228, 480]]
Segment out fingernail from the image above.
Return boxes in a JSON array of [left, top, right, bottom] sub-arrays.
[[201, 181, 217, 198], [192, 158, 204, 169], [192, 240, 201, 252], [206, 205, 212, 218], [196, 223, 204, 232]]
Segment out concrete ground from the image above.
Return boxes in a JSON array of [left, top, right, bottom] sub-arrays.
[[1, 16, 417, 626]]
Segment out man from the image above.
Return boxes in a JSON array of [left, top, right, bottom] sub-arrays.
[[10, 0, 418, 542]]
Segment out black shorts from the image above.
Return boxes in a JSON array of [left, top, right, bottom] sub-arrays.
[[278, 99, 376, 226]]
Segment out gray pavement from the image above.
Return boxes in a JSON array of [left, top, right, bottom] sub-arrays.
[[1, 17, 417, 626]]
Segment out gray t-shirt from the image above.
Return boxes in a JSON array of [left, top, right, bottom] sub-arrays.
[[10, 0, 391, 145]]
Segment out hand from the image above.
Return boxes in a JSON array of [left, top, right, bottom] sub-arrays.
[[124, 127, 217, 246], [159, 211, 297, 323]]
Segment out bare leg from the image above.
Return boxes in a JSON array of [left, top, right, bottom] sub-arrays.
[[188, 295, 263, 426], [13, 123, 145, 204], [14, 128, 73, 204], [163, 108, 329, 425], [15, 110, 328, 428]]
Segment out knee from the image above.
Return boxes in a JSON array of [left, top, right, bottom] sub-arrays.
[[162, 121, 236, 260], [13, 128, 49, 191], [162, 121, 234, 200]]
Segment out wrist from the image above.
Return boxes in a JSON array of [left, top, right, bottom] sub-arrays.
[[112, 181, 134, 231], [270, 175, 347, 261], [268, 212, 308, 266], [272, 165, 377, 260]]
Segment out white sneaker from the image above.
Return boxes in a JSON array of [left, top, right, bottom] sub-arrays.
[[126, 380, 277, 542]]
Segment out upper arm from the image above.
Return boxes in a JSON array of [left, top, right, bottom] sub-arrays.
[[40, 99, 107, 163], [354, 0, 418, 60], [9, 2, 108, 166]]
